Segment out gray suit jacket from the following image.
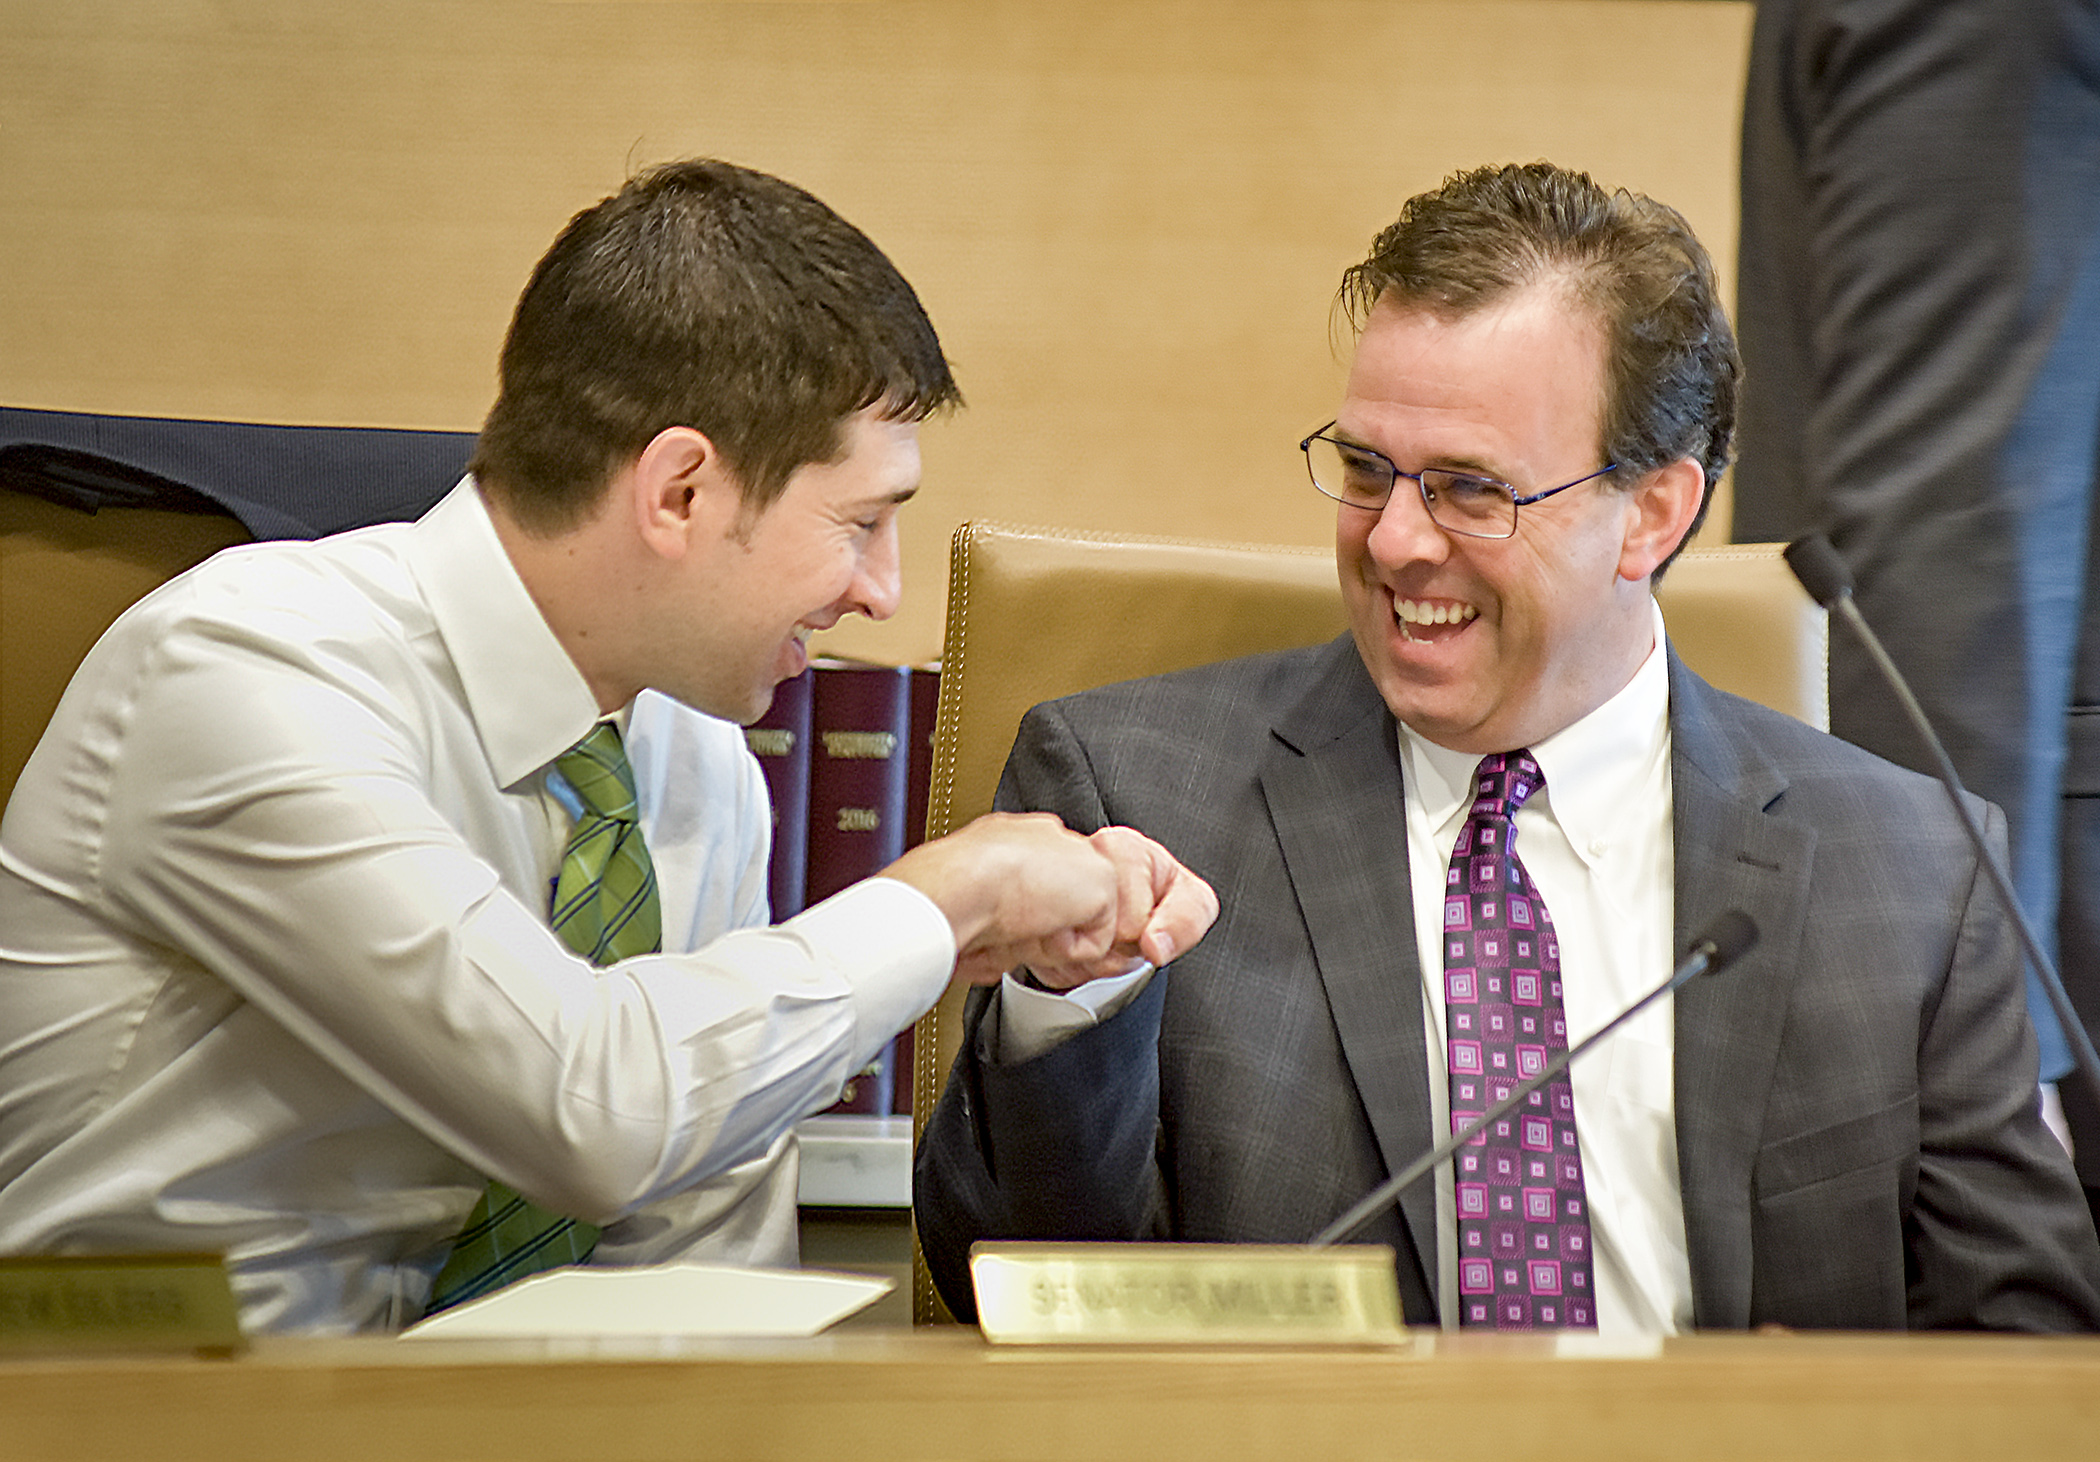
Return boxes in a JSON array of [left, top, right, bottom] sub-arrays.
[[914, 635, 2100, 1330]]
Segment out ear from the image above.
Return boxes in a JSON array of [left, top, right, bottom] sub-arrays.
[[627, 426, 739, 561], [1617, 457, 1706, 584]]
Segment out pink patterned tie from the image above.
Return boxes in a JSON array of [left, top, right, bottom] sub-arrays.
[[1443, 750, 1596, 1330]]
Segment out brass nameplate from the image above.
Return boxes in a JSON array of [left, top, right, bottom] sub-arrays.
[[970, 1242, 1406, 1346], [0, 1254, 245, 1355]]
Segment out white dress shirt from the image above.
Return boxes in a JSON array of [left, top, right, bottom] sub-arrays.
[[1402, 604, 1691, 1337], [998, 604, 1692, 1336], [0, 479, 954, 1334]]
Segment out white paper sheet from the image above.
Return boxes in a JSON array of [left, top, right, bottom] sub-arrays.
[[400, 1262, 892, 1340]]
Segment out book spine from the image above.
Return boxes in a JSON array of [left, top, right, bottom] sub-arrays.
[[805, 661, 913, 903], [807, 660, 914, 1115], [743, 667, 812, 921], [904, 663, 939, 852], [893, 663, 940, 1113]]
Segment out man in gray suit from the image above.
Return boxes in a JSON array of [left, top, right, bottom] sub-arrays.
[[914, 162, 2100, 1333]]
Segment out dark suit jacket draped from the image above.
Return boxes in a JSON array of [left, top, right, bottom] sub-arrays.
[[914, 634, 2100, 1330]]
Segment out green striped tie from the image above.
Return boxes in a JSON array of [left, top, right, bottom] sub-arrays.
[[424, 722, 662, 1314]]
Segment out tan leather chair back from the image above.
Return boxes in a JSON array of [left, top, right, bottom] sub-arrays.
[[921, 522, 1347, 848], [1, 491, 251, 810], [905, 522, 1823, 1321], [1652, 541, 1830, 734]]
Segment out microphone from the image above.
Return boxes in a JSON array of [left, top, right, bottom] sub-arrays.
[[1308, 911, 1759, 1249], [1783, 534, 2100, 1107]]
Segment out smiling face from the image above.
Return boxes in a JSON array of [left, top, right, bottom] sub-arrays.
[[1335, 285, 1694, 754], [671, 405, 921, 724]]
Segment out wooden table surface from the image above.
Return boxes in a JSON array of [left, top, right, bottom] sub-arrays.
[[4, 1325, 2098, 1461]]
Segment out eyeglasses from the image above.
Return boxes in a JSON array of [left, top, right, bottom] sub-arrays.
[[1299, 423, 1616, 540]]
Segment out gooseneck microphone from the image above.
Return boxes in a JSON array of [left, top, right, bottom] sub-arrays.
[[1783, 534, 2100, 1108], [1309, 911, 1759, 1249]]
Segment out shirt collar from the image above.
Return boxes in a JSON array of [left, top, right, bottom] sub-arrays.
[[402, 477, 603, 790], [1399, 599, 1672, 848]]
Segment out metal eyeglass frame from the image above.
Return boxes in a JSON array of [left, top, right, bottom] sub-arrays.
[[1299, 422, 1616, 540]]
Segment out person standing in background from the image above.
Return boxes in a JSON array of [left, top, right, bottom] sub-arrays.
[[1732, 0, 2100, 1214]]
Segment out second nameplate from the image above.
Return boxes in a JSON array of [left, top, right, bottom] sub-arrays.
[[969, 1241, 1407, 1347]]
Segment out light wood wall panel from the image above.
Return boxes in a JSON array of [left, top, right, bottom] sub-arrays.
[[0, 0, 1752, 665]]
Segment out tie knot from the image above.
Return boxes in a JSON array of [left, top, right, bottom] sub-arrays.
[[555, 723, 640, 822], [1469, 748, 1544, 821]]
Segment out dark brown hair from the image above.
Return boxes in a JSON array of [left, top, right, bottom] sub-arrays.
[[473, 159, 960, 532], [1340, 162, 1739, 565]]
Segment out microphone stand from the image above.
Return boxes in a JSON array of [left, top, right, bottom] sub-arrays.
[[1785, 535, 2100, 1112]]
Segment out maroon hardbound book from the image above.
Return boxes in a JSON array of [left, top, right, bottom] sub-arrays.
[[807, 659, 914, 1114], [892, 663, 939, 1113], [805, 659, 914, 903], [904, 663, 940, 853], [743, 666, 812, 921]]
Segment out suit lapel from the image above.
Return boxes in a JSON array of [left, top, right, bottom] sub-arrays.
[[1666, 655, 1817, 1328], [1251, 646, 1819, 1324], [1259, 639, 1440, 1291]]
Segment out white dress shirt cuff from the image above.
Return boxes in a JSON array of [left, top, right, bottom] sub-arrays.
[[992, 964, 1155, 1064], [785, 877, 956, 1067]]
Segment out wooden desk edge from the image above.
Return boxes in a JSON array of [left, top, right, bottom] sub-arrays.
[[4, 1327, 2098, 1462]]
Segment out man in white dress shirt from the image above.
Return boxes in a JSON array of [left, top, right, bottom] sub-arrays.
[[915, 161, 2100, 1332], [0, 159, 1215, 1333]]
